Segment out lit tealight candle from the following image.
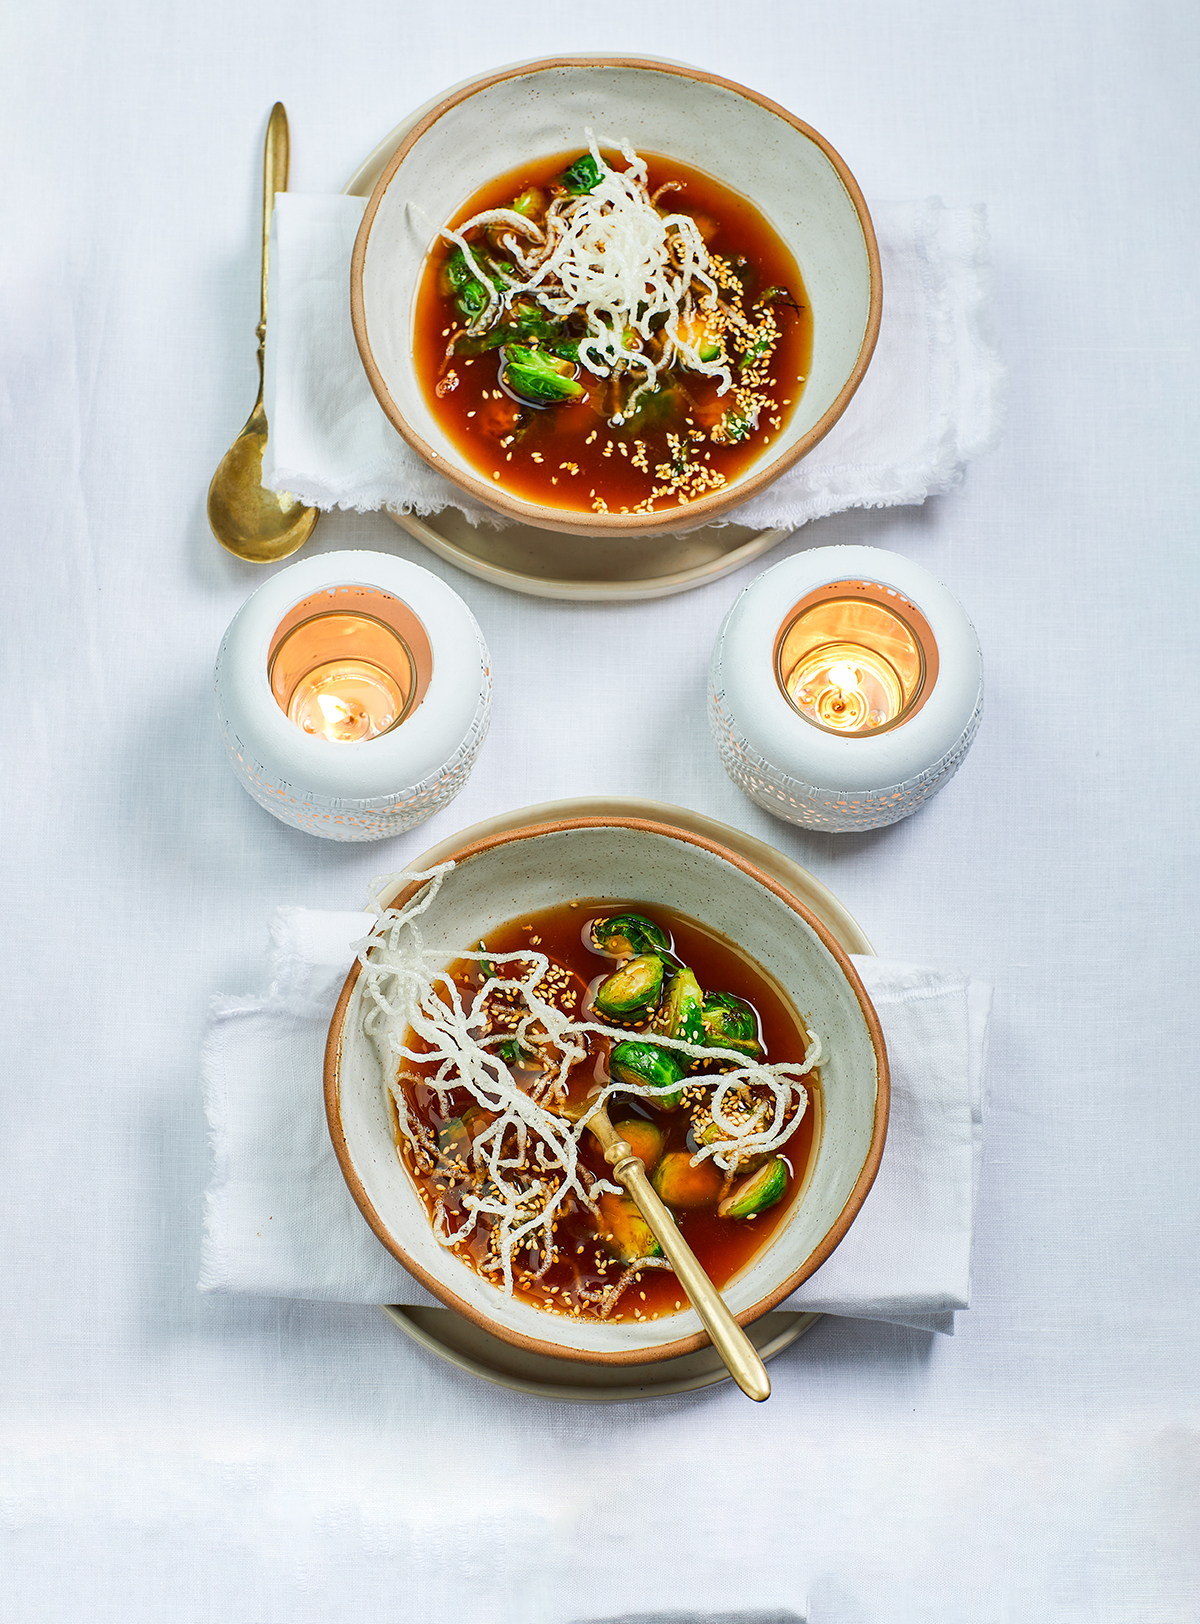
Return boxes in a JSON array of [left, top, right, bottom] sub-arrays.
[[288, 658, 406, 742], [268, 604, 421, 744], [787, 648, 903, 731], [214, 553, 492, 841], [708, 546, 983, 833], [776, 585, 932, 737]]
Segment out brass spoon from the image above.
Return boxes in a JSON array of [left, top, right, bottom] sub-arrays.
[[208, 102, 318, 562], [582, 1099, 771, 1402]]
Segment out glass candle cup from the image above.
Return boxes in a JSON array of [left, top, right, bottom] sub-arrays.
[[775, 581, 938, 736]]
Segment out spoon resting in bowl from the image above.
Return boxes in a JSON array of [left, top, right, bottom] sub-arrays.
[[572, 1094, 772, 1401], [208, 102, 318, 563]]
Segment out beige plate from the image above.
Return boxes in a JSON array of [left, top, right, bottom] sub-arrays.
[[377, 794, 873, 1402], [343, 74, 792, 603]]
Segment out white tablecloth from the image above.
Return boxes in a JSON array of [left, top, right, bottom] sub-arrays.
[[2, 7, 1197, 1623]]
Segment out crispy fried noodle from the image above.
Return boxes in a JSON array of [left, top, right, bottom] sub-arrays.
[[442, 134, 733, 423], [357, 864, 821, 1297]]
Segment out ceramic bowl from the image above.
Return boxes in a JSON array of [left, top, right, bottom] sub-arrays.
[[350, 56, 882, 540], [324, 816, 889, 1366]]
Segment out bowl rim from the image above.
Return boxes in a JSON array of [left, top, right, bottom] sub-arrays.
[[349, 54, 883, 540], [323, 814, 890, 1366]]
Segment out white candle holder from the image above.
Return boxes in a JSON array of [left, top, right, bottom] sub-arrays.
[[709, 546, 983, 833], [215, 551, 491, 841]]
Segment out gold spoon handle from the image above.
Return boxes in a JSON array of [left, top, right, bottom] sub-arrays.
[[259, 103, 290, 348], [591, 1111, 771, 1402]]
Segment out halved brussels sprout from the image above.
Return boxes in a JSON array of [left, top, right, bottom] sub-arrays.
[[593, 955, 666, 1022], [651, 1150, 723, 1210], [709, 407, 756, 445], [590, 913, 671, 959], [493, 1034, 537, 1069], [596, 1191, 662, 1263], [439, 249, 501, 327], [654, 967, 706, 1050], [672, 309, 722, 363], [608, 1040, 685, 1110], [436, 1117, 472, 1167], [511, 186, 545, 219], [560, 153, 604, 194], [717, 1157, 787, 1219], [701, 992, 764, 1060], [462, 1106, 497, 1143], [612, 1117, 665, 1172], [618, 382, 680, 434], [501, 344, 583, 405]]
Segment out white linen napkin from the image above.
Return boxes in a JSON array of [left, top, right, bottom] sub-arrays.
[[261, 193, 1004, 530], [199, 909, 990, 1334]]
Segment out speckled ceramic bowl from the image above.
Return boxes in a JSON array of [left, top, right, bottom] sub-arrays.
[[350, 55, 881, 540], [324, 816, 888, 1366]]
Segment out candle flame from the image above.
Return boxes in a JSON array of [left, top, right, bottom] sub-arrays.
[[317, 693, 354, 725], [826, 662, 861, 694]]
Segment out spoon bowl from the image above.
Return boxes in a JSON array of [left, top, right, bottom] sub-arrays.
[[208, 389, 317, 563]]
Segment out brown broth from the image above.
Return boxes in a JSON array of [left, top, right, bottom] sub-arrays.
[[393, 900, 820, 1325], [414, 151, 813, 516]]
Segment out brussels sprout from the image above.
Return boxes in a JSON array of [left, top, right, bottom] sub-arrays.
[[436, 1117, 472, 1166], [593, 955, 666, 1022], [511, 186, 545, 219], [439, 249, 501, 326], [701, 992, 764, 1060], [672, 310, 723, 364], [612, 1117, 665, 1172], [493, 1034, 537, 1068], [590, 913, 671, 959], [653, 967, 706, 1050], [710, 407, 755, 445], [618, 383, 680, 434], [560, 153, 604, 194], [651, 1150, 723, 1210], [462, 1106, 497, 1143], [608, 1040, 685, 1109], [596, 1191, 662, 1263], [717, 1157, 788, 1219], [453, 302, 578, 360], [501, 345, 584, 405]]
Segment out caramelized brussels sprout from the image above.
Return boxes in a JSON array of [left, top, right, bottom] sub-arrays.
[[501, 344, 584, 405], [612, 1118, 665, 1172], [596, 1191, 662, 1263], [717, 1157, 787, 1219], [590, 913, 671, 959], [651, 1150, 723, 1210], [608, 1039, 685, 1109], [511, 186, 545, 219], [560, 153, 604, 194], [593, 955, 666, 1022], [672, 310, 722, 363], [654, 967, 706, 1050], [701, 992, 764, 1060]]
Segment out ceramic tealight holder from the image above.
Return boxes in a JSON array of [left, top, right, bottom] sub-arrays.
[[215, 551, 491, 841], [709, 546, 983, 832]]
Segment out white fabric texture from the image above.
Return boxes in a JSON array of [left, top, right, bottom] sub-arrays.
[[7, 6, 1200, 1620], [261, 192, 1004, 529], [199, 907, 989, 1333]]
